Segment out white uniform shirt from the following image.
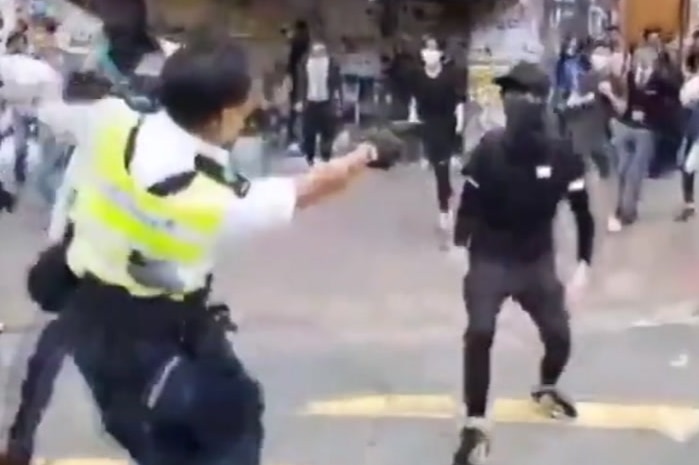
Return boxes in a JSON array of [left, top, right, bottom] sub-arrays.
[[37, 102, 297, 245], [0, 0, 17, 54], [306, 56, 329, 102]]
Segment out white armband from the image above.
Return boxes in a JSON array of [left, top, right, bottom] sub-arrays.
[[568, 177, 585, 192]]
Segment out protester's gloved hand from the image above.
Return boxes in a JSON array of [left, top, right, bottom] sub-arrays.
[[358, 127, 405, 169]]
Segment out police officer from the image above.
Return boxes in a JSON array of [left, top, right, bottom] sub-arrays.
[[451, 61, 595, 465], [2, 35, 401, 465]]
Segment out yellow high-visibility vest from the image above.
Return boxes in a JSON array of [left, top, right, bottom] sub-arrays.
[[67, 116, 232, 297]]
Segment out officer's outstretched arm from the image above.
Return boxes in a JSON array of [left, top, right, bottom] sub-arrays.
[[294, 143, 376, 209]]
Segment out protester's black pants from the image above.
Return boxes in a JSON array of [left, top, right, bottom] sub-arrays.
[[651, 129, 681, 178], [462, 254, 571, 417], [286, 80, 299, 143], [422, 120, 454, 213], [682, 171, 695, 204], [4, 240, 77, 464], [302, 101, 335, 163]]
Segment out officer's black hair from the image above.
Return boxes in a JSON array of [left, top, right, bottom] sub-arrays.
[[159, 34, 251, 131]]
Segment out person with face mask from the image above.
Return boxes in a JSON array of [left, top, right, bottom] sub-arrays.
[[295, 39, 342, 165], [408, 38, 465, 248], [0, 34, 403, 465], [564, 42, 616, 180], [451, 61, 595, 465]]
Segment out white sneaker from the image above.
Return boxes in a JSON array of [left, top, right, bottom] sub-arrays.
[[438, 211, 453, 231], [437, 211, 453, 250], [419, 157, 429, 170], [607, 215, 622, 233]]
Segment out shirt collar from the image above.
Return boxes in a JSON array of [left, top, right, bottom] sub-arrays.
[[147, 110, 230, 166]]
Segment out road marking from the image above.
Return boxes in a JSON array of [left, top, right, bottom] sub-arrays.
[[300, 394, 699, 442], [33, 460, 297, 465], [33, 460, 126, 465]]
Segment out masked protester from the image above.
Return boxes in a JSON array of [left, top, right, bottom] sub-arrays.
[[564, 42, 616, 180], [408, 38, 465, 248], [451, 61, 595, 465]]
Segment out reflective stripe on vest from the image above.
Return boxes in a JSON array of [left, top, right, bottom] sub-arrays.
[[68, 116, 230, 296]]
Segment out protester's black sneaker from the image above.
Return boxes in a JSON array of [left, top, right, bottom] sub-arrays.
[[0, 184, 15, 213], [531, 385, 578, 419], [675, 206, 695, 222], [452, 417, 491, 465]]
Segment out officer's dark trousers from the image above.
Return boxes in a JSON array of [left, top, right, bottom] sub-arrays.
[[61, 279, 264, 465], [5, 318, 69, 464], [4, 241, 77, 463], [302, 101, 335, 163], [462, 254, 571, 417], [422, 119, 454, 213]]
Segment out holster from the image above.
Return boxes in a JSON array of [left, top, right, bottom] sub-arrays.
[[26, 242, 79, 314]]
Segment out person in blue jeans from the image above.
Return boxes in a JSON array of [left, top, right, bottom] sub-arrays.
[[554, 37, 588, 136], [601, 55, 656, 232]]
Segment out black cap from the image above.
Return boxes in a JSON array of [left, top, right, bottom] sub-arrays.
[[493, 61, 550, 96]]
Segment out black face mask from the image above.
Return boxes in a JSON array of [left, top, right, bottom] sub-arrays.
[[502, 94, 546, 137]]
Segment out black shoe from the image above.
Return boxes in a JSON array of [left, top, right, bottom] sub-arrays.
[[453, 418, 491, 465], [0, 185, 15, 213], [675, 206, 695, 222], [531, 385, 578, 419]]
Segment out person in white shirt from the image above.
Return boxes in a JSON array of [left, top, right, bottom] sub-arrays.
[[0, 34, 63, 194], [35, 71, 131, 238], [294, 40, 342, 165]]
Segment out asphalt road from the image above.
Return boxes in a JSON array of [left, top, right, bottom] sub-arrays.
[[0, 164, 698, 465]]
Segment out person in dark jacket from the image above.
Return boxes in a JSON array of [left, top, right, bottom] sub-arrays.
[[553, 37, 588, 136], [451, 61, 594, 465], [604, 49, 656, 232], [408, 39, 465, 248], [284, 20, 310, 144], [564, 41, 613, 179], [646, 50, 683, 178]]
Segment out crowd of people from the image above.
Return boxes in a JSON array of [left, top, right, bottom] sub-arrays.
[[553, 25, 699, 229], [0, 2, 698, 462]]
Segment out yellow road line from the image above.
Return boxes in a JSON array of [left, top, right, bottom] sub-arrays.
[[300, 394, 699, 442], [34, 460, 296, 465], [32, 460, 126, 465]]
